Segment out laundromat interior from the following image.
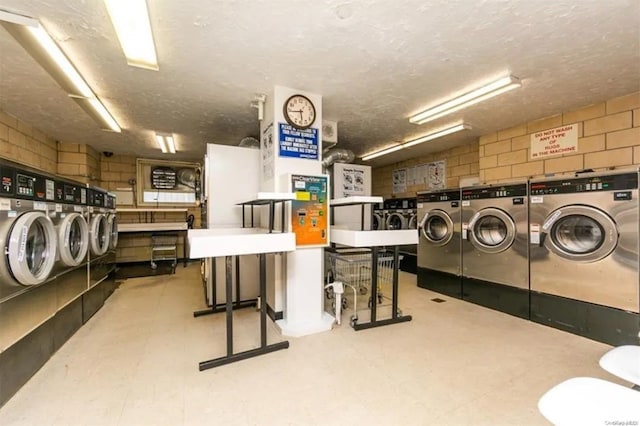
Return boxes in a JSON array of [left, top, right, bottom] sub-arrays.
[[0, 1, 639, 425]]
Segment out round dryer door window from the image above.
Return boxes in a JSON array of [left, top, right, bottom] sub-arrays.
[[90, 214, 109, 256], [543, 205, 617, 262], [58, 213, 89, 267], [386, 212, 407, 230], [7, 211, 57, 285], [108, 214, 118, 250], [468, 208, 516, 253], [420, 210, 454, 246], [373, 213, 384, 230]]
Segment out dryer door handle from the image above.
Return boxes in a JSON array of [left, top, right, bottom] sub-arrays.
[[538, 232, 547, 247], [418, 213, 429, 232]]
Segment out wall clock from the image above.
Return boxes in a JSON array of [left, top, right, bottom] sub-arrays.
[[283, 94, 316, 129]]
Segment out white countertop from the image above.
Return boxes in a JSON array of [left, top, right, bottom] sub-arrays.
[[188, 227, 296, 258], [330, 228, 418, 247], [119, 222, 188, 232], [330, 196, 383, 206], [238, 192, 296, 205], [117, 208, 189, 213]]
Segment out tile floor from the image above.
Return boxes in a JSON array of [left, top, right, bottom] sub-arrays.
[[0, 263, 628, 425]]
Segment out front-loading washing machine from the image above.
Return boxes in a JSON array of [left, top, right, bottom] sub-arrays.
[[372, 202, 385, 230], [51, 179, 90, 311], [407, 198, 418, 229], [529, 170, 639, 345], [0, 163, 59, 353], [417, 189, 462, 298], [103, 193, 118, 299], [461, 182, 529, 319], [385, 198, 409, 230], [85, 187, 111, 322]]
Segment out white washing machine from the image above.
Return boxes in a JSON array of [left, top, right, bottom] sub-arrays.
[[529, 170, 639, 345], [51, 179, 90, 311], [417, 189, 462, 298], [0, 168, 58, 301], [461, 182, 529, 319]]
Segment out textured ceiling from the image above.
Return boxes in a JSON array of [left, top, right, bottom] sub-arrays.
[[0, 0, 638, 166]]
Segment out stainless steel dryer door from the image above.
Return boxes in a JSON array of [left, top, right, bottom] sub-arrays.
[[373, 213, 384, 230], [7, 212, 57, 285], [90, 214, 109, 256], [57, 212, 89, 267], [420, 209, 454, 247], [468, 208, 516, 254], [541, 205, 617, 262]]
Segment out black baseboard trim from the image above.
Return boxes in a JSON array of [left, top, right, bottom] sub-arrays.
[[267, 303, 283, 321], [417, 267, 462, 299], [530, 291, 640, 346], [462, 277, 530, 320], [399, 254, 417, 274]]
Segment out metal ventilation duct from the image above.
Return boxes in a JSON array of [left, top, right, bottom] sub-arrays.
[[239, 137, 260, 148], [322, 148, 355, 172]]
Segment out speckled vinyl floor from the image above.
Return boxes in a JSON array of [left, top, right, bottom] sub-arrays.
[[0, 263, 627, 425]]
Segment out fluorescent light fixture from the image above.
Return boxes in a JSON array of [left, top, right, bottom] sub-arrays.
[[409, 75, 521, 125], [104, 0, 158, 70], [155, 133, 176, 154], [362, 123, 471, 161], [0, 10, 121, 132]]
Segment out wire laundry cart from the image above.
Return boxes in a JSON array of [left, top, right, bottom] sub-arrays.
[[150, 234, 178, 273], [325, 249, 403, 327]]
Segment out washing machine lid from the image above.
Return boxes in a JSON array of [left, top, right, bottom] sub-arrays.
[[90, 213, 109, 256], [468, 208, 516, 253], [386, 212, 407, 230], [7, 211, 57, 285], [58, 212, 89, 267], [420, 209, 454, 247], [107, 214, 118, 250], [541, 205, 617, 262]]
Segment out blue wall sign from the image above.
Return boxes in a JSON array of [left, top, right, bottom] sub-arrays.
[[278, 123, 319, 160]]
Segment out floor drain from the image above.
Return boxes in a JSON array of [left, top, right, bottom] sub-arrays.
[[431, 298, 446, 303]]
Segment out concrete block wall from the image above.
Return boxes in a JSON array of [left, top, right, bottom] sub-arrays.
[[57, 142, 101, 185], [478, 91, 640, 183], [0, 110, 57, 174], [372, 142, 479, 198]]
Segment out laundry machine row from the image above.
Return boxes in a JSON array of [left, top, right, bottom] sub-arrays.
[[416, 170, 639, 346], [0, 159, 118, 406], [384, 197, 417, 231]]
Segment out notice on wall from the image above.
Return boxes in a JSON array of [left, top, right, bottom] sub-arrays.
[[341, 166, 366, 196], [262, 123, 274, 180], [291, 174, 329, 248], [427, 160, 446, 189], [530, 123, 578, 159], [392, 168, 407, 194], [279, 123, 319, 160]]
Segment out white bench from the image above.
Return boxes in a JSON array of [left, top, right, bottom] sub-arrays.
[[599, 345, 640, 388], [538, 377, 640, 425]]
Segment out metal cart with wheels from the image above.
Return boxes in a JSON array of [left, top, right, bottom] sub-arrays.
[[150, 234, 178, 272], [325, 249, 403, 327]]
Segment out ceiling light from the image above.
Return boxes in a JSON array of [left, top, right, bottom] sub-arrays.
[[0, 10, 121, 132], [155, 133, 176, 154], [362, 123, 471, 161], [104, 0, 158, 70], [361, 144, 404, 161], [409, 75, 521, 125]]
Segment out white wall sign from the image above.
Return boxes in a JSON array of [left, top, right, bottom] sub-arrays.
[[392, 168, 407, 194], [530, 123, 578, 159], [427, 160, 446, 189]]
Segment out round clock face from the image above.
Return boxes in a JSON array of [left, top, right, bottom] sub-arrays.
[[283, 94, 316, 129]]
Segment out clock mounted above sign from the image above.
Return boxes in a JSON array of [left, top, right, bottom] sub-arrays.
[[283, 94, 316, 129]]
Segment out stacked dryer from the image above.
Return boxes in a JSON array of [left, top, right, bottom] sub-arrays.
[[461, 182, 529, 319], [529, 170, 639, 345], [417, 189, 462, 298]]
